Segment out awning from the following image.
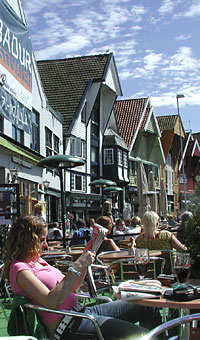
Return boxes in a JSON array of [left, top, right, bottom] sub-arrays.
[[0, 136, 40, 163]]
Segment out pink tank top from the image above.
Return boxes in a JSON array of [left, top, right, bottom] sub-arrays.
[[9, 257, 77, 325]]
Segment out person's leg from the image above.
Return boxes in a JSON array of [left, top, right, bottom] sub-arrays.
[[85, 300, 162, 330], [61, 300, 162, 340]]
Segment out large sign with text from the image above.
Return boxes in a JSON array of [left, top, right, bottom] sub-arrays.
[[0, 0, 32, 132]]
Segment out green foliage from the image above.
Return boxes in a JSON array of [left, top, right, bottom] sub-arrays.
[[183, 179, 200, 278]]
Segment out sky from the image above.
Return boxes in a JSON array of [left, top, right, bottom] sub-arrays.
[[21, 0, 200, 133]]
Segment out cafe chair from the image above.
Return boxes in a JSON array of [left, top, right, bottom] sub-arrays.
[[140, 312, 200, 340], [8, 294, 107, 340], [25, 303, 105, 340]]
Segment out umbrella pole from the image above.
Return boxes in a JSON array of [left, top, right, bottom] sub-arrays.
[[59, 168, 66, 248]]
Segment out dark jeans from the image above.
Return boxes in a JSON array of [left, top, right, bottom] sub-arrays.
[[61, 300, 162, 340]]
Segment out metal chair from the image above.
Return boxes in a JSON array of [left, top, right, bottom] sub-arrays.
[[141, 312, 200, 340], [24, 303, 105, 340]]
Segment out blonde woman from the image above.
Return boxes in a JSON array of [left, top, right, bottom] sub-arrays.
[[136, 210, 187, 251]]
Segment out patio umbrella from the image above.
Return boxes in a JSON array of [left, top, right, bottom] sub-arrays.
[[137, 161, 150, 218], [148, 171, 158, 213], [37, 155, 85, 248], [160, 177, 168, 218], [89, 178, 117, 207]]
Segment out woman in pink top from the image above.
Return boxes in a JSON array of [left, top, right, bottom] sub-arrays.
[[4, 215, 162, 340]]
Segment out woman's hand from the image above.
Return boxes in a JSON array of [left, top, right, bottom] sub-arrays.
[[73, 250, 96, 272]]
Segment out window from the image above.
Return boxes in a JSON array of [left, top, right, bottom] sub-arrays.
[[123, 152, 128, 168], [104, 149, 114, 165], [91, 146, 98, 163], [31, 110, 39, 152], [81, 102, 86, 123], [54, 135, 59, 154], [71, 173, 86, 191], [45, 127, 60, 156], [118, 150, 123, 166], [91, 93, 100, 138], [12, 125, 24, 144], [82, 140, 86, 160], [70, 137, 85, 158], [45, 127, 52, 156], [152, 165, 158, 179]]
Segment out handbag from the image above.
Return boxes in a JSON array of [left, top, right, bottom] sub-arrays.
[[164, 284, 200, 301]]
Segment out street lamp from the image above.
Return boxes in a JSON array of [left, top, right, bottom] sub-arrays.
[[176, 94, 187, 211], [38, 155, 85, 248]]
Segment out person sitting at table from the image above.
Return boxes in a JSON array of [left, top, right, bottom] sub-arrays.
[[48, 222, 63, 240], [4, 215, 163, 340], [96, 215, 120, 254], [69, 219, 92, 246], [113, 218, 126, 241], [125, 215, 142, 238], [136, 210, 187, 251]]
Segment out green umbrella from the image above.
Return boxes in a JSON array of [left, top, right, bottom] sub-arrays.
[[89, 178, 117, 187], [89, 178, 117, 206], [103, 186, 123, 192], [37, 155, 85, 248]]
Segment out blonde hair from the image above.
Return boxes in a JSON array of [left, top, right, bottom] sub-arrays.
[[3, 215, 47, 279], [142, 211, 159, 239], [131, 216, 141, 228], [34, 203, 43, 214]]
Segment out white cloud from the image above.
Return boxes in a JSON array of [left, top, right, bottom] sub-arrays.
[[158, 0, 177, 15], [182, 2, 200, 17], [175, 34, 191, 41], [35, 35, 90, 60]]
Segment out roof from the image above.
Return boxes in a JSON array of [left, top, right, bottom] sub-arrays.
[[114, 98, 149, 148], [157, 115, 178, 131], [104, 128, 128, 149], [193, 133, 200, 144], [37, 53, 112, 132]]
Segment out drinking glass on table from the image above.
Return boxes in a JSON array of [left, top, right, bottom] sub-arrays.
[[174, 252, 190, 283], [134, 248, 150, 280]]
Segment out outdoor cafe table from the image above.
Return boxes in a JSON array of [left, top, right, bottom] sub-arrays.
[[120, 285, 200, 340], [98, 250, 162, 262]]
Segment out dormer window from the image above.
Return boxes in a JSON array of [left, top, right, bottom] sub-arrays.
[[104, 149, 114, 165]]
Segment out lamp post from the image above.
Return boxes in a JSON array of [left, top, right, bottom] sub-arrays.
[[176, 94, 187, 211], [38, 155, 85, 248], [43, 180, 50, 222]]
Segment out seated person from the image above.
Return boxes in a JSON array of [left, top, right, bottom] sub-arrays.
[[96, 215, 120, 254], [4, 215, 162, 340], [70, 219, 92, 246], [136, 210, 187, 251], [125, 216, 142, 238], [48, 222, 63, 240], [113, 218, 126, 241]]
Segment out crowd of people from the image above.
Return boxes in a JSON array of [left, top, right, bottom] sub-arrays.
[[4, 201, 192, 340]]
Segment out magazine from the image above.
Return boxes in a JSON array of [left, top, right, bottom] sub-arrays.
[[118, 280, 163, 295]]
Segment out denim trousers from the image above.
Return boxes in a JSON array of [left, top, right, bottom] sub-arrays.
[[61, 300, 162, 340]]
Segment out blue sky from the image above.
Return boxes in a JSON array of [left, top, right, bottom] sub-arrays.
[[22, 0, 200, 133]]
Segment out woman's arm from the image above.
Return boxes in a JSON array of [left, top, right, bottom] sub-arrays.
[[171, 234, 188, 251], [16, 250, 95, 309]]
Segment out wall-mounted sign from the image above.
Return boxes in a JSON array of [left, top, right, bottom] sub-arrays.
[[0, 0, 32, 133]]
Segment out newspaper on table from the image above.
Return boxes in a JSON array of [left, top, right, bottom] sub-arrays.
[[86, 223, 108, 297], [112, 279, 164, 301]]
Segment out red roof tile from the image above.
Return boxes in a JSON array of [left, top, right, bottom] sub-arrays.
[[114, 98, 149, 148]]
